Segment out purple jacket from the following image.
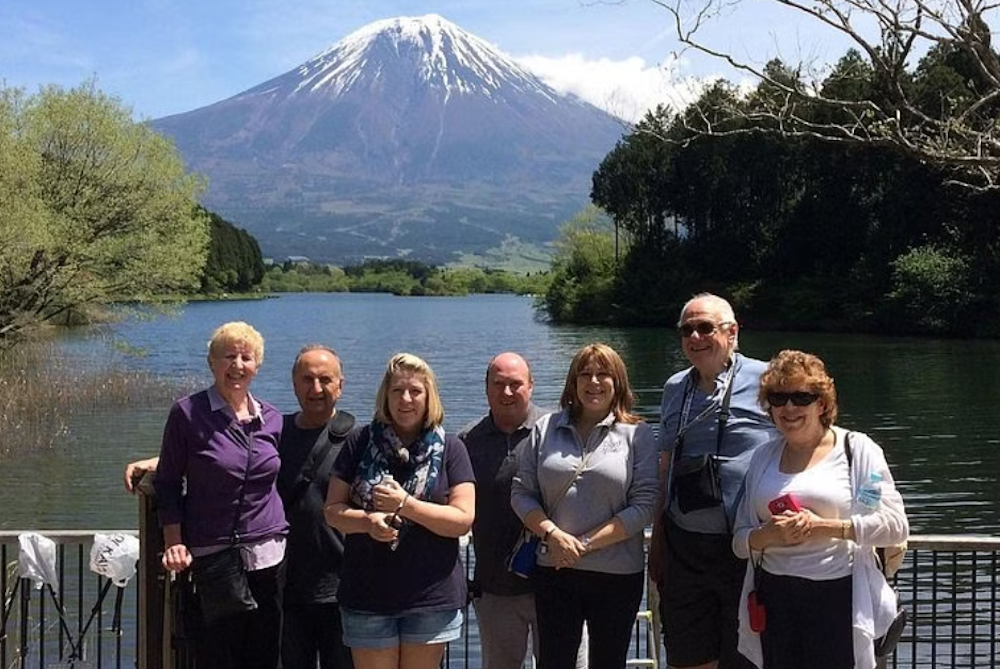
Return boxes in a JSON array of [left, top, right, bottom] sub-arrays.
[[155, 388, 288, 548]]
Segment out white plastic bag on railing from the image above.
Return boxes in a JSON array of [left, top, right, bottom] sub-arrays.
[[17, 532, 59, 591], [89, 533, 140, 586]]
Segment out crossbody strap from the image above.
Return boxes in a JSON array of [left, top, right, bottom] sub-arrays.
[[547, 444, 597, 516], [285, 411, 356, 509], [225, 423, 257, 545]]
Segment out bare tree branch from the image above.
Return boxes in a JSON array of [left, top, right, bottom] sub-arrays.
[[640, 0, 1000, 188]]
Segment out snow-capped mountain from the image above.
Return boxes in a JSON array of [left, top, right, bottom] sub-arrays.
[[153, 14, 624, 264]]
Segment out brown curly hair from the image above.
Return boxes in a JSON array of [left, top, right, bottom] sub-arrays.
[[758, 349, 838, 428]]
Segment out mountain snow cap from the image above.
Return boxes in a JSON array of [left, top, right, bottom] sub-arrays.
[[290, 14, 558, 102]]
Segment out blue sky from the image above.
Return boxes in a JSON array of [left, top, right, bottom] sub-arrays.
[[1, 0, 847, 122]]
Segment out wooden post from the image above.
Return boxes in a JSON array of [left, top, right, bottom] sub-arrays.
[[136, 472, 167, 669]]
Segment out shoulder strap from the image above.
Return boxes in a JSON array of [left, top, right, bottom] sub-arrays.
[[539, 414, 595, 516], [286, 412, 356, 508], [714, 365, 736, 455]]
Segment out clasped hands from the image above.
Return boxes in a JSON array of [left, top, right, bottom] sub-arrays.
[[769, 508, 817, 546], [368, 479, 408, 543], [546, 527, 586, 570]]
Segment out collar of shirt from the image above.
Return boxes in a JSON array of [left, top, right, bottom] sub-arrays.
[[207, 385, 265, 426]]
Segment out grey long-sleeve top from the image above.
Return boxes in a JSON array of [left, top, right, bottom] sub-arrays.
[[511, 408, 659, 575]]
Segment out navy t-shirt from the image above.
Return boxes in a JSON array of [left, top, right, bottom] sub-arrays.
[[332, 425, 475, 614]]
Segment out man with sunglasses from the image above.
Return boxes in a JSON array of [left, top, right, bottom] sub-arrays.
[[650, 293, 777, 669]]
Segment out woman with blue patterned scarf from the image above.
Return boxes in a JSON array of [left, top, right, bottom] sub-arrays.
[[324, 352, 475, 669]]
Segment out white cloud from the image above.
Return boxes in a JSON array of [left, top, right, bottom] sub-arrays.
[[514, 52, 708, 123]]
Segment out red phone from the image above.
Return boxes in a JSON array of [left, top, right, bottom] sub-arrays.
[[768, 493, 803, 515]]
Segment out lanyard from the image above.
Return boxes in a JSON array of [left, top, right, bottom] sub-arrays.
[[676, 356, 738, 443]]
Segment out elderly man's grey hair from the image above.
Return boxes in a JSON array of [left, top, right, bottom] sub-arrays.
[[678, 292, 739, 351]]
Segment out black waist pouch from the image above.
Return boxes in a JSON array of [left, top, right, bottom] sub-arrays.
[[190, 547, 257, 624], [673, 454, 723, 513]]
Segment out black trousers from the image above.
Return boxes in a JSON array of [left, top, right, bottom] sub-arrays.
[[189, 560, 286, 669], [657, 518, 754, 669], [533, 566, 644, 669], [282, 600, 354, 669], [758, 571, 854, 669]]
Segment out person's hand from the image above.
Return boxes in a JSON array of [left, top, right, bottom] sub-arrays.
[[162, 543, 192, 572], [373, 479, 408, 514], [366, 511, 401, 543], [124, 457, 158, 493], [546, 528, 584, 569], [770, 509, 813, 545]]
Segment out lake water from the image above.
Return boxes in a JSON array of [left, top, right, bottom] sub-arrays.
[[2, 292, 999, 536]]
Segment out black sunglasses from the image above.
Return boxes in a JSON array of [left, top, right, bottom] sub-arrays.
[[679, 321, 732, 337], [766, 392, 820, 407]]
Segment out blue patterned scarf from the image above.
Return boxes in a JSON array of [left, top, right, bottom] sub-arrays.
[[350, 421, 446, 545]]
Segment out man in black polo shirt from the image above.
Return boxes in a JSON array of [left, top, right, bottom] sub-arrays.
[[459, 352, 547, 669]]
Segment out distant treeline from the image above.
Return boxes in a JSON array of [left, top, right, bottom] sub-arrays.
[[259, 258, 549, 297]]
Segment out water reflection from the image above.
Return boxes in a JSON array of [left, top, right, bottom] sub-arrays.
[[1, 294, 997, 536]]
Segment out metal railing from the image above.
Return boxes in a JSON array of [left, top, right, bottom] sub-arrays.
[[0, 530, 139, 669], [3, 528, 998, 669]]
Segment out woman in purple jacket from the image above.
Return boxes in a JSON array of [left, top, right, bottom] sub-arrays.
[[154, 321, 288, 669]]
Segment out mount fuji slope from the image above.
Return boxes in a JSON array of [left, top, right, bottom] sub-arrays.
[[153, 14, 625, 264]]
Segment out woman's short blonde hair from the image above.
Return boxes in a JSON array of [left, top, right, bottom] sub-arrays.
[[559, 343, 640, 425], [758, 349, 838, 428], [374, 353, 445, 429], [207, 321, 265, 366]]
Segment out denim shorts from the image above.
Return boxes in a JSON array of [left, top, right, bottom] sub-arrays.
[[341, 608, 463, 649]]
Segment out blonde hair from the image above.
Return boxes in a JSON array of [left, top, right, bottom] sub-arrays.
[[758, 349, 838, 428], [559, 343, 640, 424], [207, 321, 264, 366], [374, 353, 445, 428]]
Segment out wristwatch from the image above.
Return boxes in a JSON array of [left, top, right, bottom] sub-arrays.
[[580, 535, 593, 554]]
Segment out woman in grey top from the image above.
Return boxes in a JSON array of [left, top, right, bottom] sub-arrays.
[[511, 342, 659, 669]]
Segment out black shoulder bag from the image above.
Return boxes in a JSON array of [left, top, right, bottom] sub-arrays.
[[671, 370, 735, 519], [189, 424, 259, 624]]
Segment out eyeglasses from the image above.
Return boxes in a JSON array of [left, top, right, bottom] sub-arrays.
[[679, 321, 733, 337], [766, 392, 820, 407]]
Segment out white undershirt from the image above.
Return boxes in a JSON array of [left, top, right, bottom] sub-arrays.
[[752, 436, 854, 580]]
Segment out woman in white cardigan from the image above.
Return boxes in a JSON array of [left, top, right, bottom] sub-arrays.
[[732, 350, 908, 669]]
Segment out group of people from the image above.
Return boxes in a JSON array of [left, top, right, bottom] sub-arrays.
[[124, 291, 909, 669]]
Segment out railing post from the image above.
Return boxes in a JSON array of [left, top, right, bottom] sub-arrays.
[[137, 472, 166, 669]]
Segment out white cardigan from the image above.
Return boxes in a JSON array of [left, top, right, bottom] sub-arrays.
[[731, 426, 910, 669]]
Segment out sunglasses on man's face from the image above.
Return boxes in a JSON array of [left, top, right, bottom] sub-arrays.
[[679, 321, 732, 337], [766, 392, 820, 407]]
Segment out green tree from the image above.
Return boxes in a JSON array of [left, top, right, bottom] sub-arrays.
[[541, 207, 617, 323], [0, 81, 209, 346], [201, 209, 265, 294], [885, 244, 973, 333]]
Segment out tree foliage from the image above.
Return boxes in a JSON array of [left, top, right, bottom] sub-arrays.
[[0, 81, 209, 347], [565, 55, 1000, 335], [541, 207, 619, 323], [648, 0, 1000, 189], [201, 209, 266, 294], [262, 259, 548, 296]]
